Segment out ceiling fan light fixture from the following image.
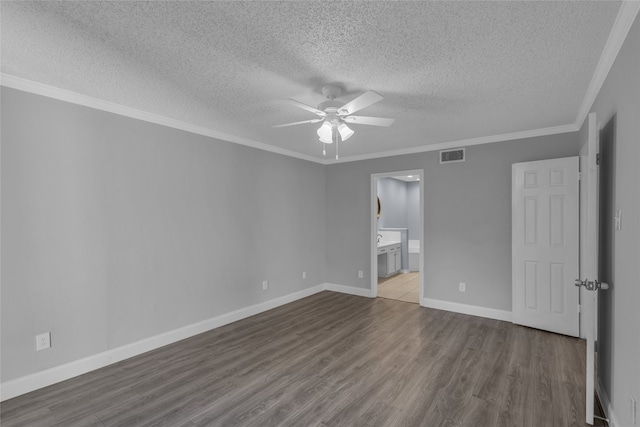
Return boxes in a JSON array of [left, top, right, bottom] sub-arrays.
[[337, 123, 354, 141], [317, 121, 333, 141]]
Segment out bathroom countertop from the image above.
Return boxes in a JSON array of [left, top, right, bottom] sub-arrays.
[[377, 240, 400, 249]]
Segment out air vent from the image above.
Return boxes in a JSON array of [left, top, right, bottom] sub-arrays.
[[440, 148, 465, 164]]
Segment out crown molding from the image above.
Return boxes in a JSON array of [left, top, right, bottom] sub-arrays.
[[0, 74, 581, 166], [575, 1, 640, 130], [324, 123, 579, 164], [4, 0, 636, 173], [0, 74, 325, 165]]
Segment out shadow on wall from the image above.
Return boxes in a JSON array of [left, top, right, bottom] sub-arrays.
[[597, 114, 616, 393]]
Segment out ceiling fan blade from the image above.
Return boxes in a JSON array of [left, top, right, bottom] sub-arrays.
[[343, 116, 395, 127], [286, 99, 326, 117], [272, 118, 324, 128], [338, 91, 384, 115]]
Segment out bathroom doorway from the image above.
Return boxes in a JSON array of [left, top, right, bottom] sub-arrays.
[[370, 170, 423, 305]]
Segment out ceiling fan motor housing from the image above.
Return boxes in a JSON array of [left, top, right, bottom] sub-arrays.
[[317, 100, 344, 118], [319, 85, 346, 118]]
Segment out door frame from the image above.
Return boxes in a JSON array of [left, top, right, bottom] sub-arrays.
[[370, 169, 424, 305]]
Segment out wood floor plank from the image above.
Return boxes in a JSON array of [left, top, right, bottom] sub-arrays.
[[532, 329, 567, 427], [1, 292, 597, 427], [458, 395, 500, 427]]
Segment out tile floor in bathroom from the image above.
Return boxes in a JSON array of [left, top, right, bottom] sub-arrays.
[[377, 272, 419, 304]]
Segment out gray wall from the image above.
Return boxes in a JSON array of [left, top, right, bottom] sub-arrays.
[[377, 178, 407, 229], [326, 133, 579, 310], [377, 178, 420, 241], [407, 181, 420, 241], [578, 13, 640, 427], [1, 87, 327, 382]]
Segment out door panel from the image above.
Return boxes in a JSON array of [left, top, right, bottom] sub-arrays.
[[512, 157, 579, 337]]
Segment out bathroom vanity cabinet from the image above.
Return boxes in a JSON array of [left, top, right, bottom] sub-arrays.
[[377, 242, 401, 277]]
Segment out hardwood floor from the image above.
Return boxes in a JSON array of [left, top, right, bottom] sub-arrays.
[[1, 292, 605, 426]]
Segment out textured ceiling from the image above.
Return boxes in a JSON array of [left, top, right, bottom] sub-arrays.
[[1, 1, 623, 162]]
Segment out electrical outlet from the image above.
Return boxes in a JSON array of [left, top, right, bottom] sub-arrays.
[[302, 271, 306, 279], [36, 332, 51, 351], [358, 270, 364, 279], [459, 282, 466, 292], [631, 395, 637, 425], [262, 280, 268, 291]]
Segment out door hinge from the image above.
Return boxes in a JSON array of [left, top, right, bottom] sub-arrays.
[[578, 304, 581, 313], [596, 153, 600, 165], [578, 171, 581, 181]]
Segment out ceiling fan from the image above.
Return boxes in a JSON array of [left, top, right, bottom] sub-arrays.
[[272, 85, 395, 158]]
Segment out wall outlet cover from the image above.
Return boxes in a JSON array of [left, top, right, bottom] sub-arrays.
[[459, 282, 466, 292], [36, 332, 51, 351], [358, 270, 364, 279], [262, 280, 268, 290]]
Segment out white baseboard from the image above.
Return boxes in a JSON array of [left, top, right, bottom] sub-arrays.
[[421, 297, 512, 322], [0, 285, 515, 401], [0, 284, 325, 402], [597, 376, 619, 426], [325, 285, 512, 325], [324, 283, 373, 298]]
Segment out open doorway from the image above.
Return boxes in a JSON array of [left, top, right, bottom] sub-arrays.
[[370, 170, 424, 305]]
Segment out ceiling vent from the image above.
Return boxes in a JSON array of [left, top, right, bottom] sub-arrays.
[[439, 148, 465, 164]]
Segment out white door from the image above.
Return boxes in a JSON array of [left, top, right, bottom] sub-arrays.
[[579, 112, 605, 425], [512, 157, 579, 336]]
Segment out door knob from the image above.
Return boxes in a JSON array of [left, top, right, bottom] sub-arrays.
[[574, 279, 610, 291]]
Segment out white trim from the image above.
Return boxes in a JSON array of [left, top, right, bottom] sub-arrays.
[[421, 297, 513, 323], [327, 124, 578, 164], [0, 74, 324, 165], [324, 283, 373, 298], [597, 377, 618, 426], [0, 74, 577, 166], [575, 1, 640, 130], [0, 284, 325, 402]]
